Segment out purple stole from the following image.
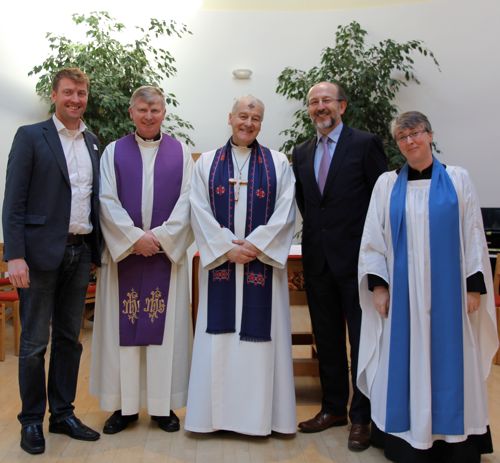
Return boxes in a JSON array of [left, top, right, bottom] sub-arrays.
[[207, 139, 277, 342], [114, 133, 183, 346]]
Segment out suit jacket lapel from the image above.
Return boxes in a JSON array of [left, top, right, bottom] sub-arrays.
[[302, 138, 322, 198], [322, 125, 351, 196], [42, 119, 70, 187], [83, 131, 100, 194]]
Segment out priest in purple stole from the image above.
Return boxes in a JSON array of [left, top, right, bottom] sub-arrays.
[[185, 95, 297, 436], [90, 86, 194, 434]]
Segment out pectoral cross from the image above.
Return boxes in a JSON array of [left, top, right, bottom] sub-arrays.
[[229, 176, 248, 201]]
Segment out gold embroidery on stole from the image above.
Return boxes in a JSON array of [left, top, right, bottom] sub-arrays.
[[144, 288, 166, 322], [122, 288, 140, 324]]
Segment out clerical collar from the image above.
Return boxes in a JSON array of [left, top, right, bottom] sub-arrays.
[[136, 131, 162, 142], [396, 162, 447, 180], [230, 138, 257, 149], [408, 164, 433, 180]]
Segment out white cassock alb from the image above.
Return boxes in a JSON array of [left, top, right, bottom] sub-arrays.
[[185, 145, 297, 436], [357, 166, 498, 450], [90, 134, 194, 416]]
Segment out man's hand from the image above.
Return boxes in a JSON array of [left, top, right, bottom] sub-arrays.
[[226, 239, 259, 264], [8, 258, 30, 288], [133, 231, 161, 257], [467, 291, 480, 314], [373, 286, 390, 318]]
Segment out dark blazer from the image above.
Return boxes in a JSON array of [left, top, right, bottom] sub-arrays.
[[2, 118, 101, 271], [292, 125, 387, 277]]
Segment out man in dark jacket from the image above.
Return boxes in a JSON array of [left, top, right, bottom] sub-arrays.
[[292, 81, 387, 451], [2, 67, 101, 454]]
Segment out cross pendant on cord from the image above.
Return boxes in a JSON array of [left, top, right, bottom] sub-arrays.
[[229, 175, 248, 201]]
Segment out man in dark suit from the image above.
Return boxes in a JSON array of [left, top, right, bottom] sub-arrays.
[[292, 82, 387, 451], [2, 68, 101, 454]]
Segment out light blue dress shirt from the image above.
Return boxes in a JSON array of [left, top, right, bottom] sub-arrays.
[[314, 122, 343, 181]]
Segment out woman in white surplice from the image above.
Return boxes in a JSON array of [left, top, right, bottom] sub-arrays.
[[185, 95, 297, 436], [357, 111, 497, 462]]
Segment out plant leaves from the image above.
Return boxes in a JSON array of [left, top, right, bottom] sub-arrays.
[[29, 11, 194, 147], [275, 21, 440, 168]]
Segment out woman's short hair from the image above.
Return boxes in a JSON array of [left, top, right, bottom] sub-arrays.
[[391, 111, 433, 139]]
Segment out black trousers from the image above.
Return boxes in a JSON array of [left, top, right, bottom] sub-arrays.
[[17, 243, 91, 425], [304, 264, 370, 424]]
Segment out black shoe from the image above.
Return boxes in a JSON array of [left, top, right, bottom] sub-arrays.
[[103, 410, 139, 434], [151, 410, 180, 432], [20, 424, 45, 454], [49, 415, 100, 441]]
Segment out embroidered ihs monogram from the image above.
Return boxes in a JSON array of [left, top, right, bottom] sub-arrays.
[[144, 288, 166, 322], [122, 288, 140, 324]]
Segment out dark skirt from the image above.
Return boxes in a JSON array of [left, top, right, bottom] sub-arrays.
[[371, 422, 493, 463]]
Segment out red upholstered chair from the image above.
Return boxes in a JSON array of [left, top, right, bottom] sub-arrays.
[[86, 281, 96, 302], [0, 296, 21, 361], [0, 244, 21, 361], [493, 254, 500, 365]]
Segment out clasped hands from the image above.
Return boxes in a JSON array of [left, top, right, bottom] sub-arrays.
[[372, 286, 481, 318], [226, 239, 259, 264], [133, 231, 161, 257]]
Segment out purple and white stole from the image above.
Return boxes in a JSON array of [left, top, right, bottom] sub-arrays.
[[207, 139, 277, 342], [114, 133, 183, 346]]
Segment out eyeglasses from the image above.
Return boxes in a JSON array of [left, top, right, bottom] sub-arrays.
[[395, 129, 428, 144], [307, 97, 343, 107]]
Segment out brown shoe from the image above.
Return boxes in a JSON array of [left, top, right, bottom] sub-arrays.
[[298, 411, 348, 433], [348, 423, 371, 451]]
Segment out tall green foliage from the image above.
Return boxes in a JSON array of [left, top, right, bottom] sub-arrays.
[[276, 21, 439, 167], [29, 11, 194, 147]]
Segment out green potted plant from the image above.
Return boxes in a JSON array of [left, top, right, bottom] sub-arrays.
[[276, 21, 440, 168], [29, 11, 193, 147]]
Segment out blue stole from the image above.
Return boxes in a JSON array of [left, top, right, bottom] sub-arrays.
[[207, 139, 277, 342], [386, 158, 464, 434]]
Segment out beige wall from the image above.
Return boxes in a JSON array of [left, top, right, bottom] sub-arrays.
[[1, 0, 499, 242]]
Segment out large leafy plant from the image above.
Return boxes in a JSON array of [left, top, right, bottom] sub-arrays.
[[276, 21, 439, 168], [29, 11, 194, 147]]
